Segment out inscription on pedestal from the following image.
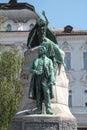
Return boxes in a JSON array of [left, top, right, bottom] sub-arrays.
[[10, 121, 22, 130], [24, 122, 59, 130], [62, 121, 77, 130]]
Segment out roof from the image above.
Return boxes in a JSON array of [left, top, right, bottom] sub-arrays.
[[0, 0, 39, 23], [0, 0, 35, 11], [0, 9, 38, 23]]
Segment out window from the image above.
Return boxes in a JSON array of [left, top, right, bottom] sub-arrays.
[[6, 24, 12, 31], [68, 90, 72, 107], [84, 90, 87, 107], [69, 90, 72, 93], [68, 95, 72, 107], [29, 24, 34, 31], [85, 102, 87, 107], [65, 52, 71, 70], [83, 52, 87, 69], [84, 90, 87, 93]]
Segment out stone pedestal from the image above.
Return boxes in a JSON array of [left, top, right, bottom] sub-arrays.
[[11, 115, 77, 130], [10, 48, 77, 130]]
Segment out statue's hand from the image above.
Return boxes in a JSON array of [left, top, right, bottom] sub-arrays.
[[47, 82, 55, 87], [33, 70, 41, 75], [32, 70, 38, 74], [42, 10, 45, 16]]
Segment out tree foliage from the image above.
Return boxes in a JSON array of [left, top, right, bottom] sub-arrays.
[[0, 47, 23, 130]]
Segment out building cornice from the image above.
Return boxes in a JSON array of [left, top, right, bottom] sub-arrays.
[[51, 28, 87, 36]]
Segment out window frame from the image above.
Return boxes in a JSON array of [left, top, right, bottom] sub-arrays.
[[64, 52, 71, 70], [83, 52, 87, 69], [6, 24, 12, 31]]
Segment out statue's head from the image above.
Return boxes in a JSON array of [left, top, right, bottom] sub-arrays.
[[38, 46, 46, 56], [37, 18, 46, 27]]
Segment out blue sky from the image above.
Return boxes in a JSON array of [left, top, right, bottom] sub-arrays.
[[1, 0, 87, 30]]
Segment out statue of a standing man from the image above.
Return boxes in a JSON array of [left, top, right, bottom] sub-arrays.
[[28, 46, 55, 114]]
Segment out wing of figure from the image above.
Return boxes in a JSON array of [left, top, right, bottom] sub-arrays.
[[46, 28, 57, 44], [27, 24, 41, 49]]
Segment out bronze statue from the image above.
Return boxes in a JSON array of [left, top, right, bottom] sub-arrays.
[[28, 11, 65, 114], [27, 11, 64, 75], [28, 46, 55, 114], [27, 11, 57, 49]]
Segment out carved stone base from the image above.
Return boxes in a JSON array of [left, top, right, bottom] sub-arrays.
[[10, 48, 77, 130], [10, 115, 77, 130]]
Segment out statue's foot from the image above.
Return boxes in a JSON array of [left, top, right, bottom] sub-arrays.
[[35, 109, 42, 114], [46, 108, 53, 115]]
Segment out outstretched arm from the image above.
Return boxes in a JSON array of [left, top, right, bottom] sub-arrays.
[[42, 10, 49, 29]]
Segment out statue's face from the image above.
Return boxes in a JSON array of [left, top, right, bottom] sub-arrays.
[[41, 27, 45, 36], [37, 18, 45, 27], [38, 47, 46, 56]]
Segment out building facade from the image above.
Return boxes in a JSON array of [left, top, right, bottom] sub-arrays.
[[0, 0, 38, 54], [0, 0, 38, 31], [0, 1, 87, 130], [54, 27, 87, 130]]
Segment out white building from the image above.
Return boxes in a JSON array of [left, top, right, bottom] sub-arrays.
[[0, 0, 38, 54], [0, 0, 38, 32], [53, 26, 87, 130], [0, 1, 87, 130]]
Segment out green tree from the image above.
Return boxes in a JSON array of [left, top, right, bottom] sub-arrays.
[[0, 47, 23, 130]]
